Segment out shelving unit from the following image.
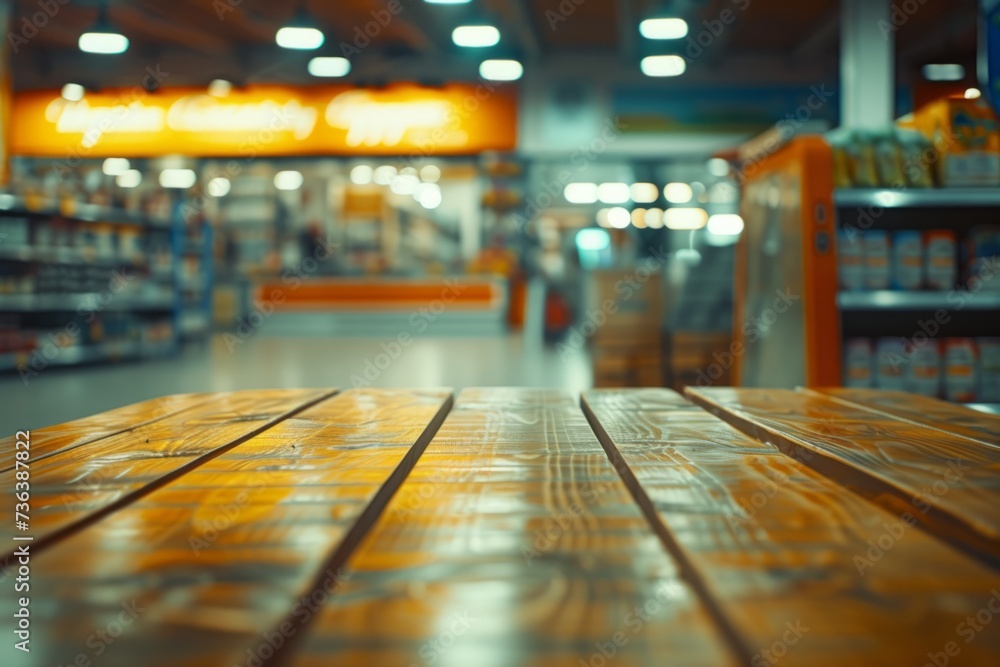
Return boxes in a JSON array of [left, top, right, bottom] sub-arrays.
[[0, 197, 181, 374]]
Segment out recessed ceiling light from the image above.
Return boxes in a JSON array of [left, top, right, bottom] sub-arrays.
[[664, 208, 708, 230], [630, 183, 659, 204], [565, 183, 599, 204], [598, 183, 631, 204], [373, 165, 397, 185], [707, 214, 745, 236], [308, 56, 351, 77], [922, 64, 965, 81], [274, 170, 305, 191], [159, 169, 197, 189], [350, 165, 374, 185], [79, 31, 129, 54], [641, 55, 686, 77], [116, 170, 142, 189], [608, 207, 631, 229], [664, 183, 693, 204], [453, 25, 500, 48], [102, 158, 130, 177], [639, 18, 688, 40], [207, 177, 231, 197], [479, 59, 523, 81], [420, 165, 442, 183]]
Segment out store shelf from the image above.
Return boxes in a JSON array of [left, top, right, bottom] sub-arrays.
[[0, 340, 175, 372], [0, 294, 176, 312], [0, 195, 171, 229], [834, 188, 1000, 209], [838, 290, 1000, 311], [0, 245, 147, 267]]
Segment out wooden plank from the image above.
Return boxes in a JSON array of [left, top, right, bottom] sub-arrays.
[[285, 388, 738, 667], [806, 387, 1000, 450], [0, 389, 335, 555], [686, 387, 1000, 570], [0, 392, 211, 472], [584, 388, 1000, 666], [6, 389, 452, 667]]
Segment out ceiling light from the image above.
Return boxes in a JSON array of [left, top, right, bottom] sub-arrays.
[[453, 25, 500, 48], [630, 183, 659, 203], [608, 207, 631, 229], [641, 55, 685, 77], [664, 208, 708, 230], [277, 26, 324, 49], [707, 158, 730, 177], [965, 88, 982, 100], [480, 59, 523, 81], [596, 209, 612, 228], [350, 165, 374, 185], [707, 214, 745, 236], [576, 229, 611, 252], [308, 56, 351, 77], [116, 170, 142, 189], [922, 64, 965, 81], [391, 174, 420, 195], [61, 83, 85, 102], [79, 31, 129, 55], [373, 165, 397, 185], [207, 177, 231, 197], [664, 182, 693, 204], [417, 183, 443, 209], [208, 79, 232, 97], [645, 208, 664, 229], [639, 18, 688, 40], [420, 165, 442, 183], [159, 169, 197, 189], [565, 183, 599, 204], [425, 0, 472, 4], [598, 183, 630, 204], [631, 208, 647, 228], [275, 170, 304, 190], [102, 158, 130, 177]]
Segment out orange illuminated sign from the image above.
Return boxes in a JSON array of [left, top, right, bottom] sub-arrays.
[[10, 83, 517, 158]]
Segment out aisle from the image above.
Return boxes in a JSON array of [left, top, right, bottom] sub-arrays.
[[0, 335, 591, 431]]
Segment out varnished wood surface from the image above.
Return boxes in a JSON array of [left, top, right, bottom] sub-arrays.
[[686, 387, 1000, 569], [584, 388, 1000, 667], [808, 387, 1000, 449], [11, 389, 452, 667], [288, 388, 737, 667], [3, 387, 1000, 667]]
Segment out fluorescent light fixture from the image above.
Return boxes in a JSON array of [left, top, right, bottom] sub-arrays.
[[707, 214, 745, 236], [641, 54, 685, 77], [425, 0, 472, 4], [452, 25, 500, 48], [208, 79, 232, 97], [922, 63, 965, 81], [308, 56, 351, 77], [373, 165, 397, 185], [400, 166, 418, 177], [275, 170, 304, 191], [630, 183, 659, 203], [664, 207, 708, 230], [350, 165, 374, 185], [639, 18, 688, 40], [608, 207, 631, 229], [631, 208, 647, 228], [576, 228, 611, 252], [207, 177, 231, 197], [596, 209, 612, 228], [664, 182, 693, 204], [61, 83, 85, 102], [645, 208, 664, 229], [965, 88, 982, 100], [391, 174, 420, 195], [565, 183, 599, 204], [115, 169, 142, 189], [79, 31, 129, 55], [417, 183, 442, 209], [420, 165, 442, 183], [159, 169, 197, 189], [480, 59, 523, 81], [276, 26, 325, 50], [707, 158, 730, 177], [102, 158, 130, 177], [598, 183, 631, 204]]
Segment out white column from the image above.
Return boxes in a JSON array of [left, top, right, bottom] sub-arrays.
[[841, 0, 895, 130]]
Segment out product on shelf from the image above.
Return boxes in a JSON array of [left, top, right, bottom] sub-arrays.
[[898, 131, 936, 188], [943, 338, 978, 403], [907, 340, 942, 397], [837, 231, 865, 290], [876, 338, 908, 390], [964, 225, 1000, 291], [925, 230, 957, 291], [978, 338, 1000, 402], [0, 217, 29, 246], [864, 230, 891, 290], [891, 230, 923, 290], [873, 135, 906, 186], [907, 97, 1000, 188], [843, 338, 874, 388]]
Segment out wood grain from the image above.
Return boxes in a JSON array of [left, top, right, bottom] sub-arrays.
[[584, 388, 1000, 667], [686, 387, 1000, 570], [0, 393, 211, 472], [3, 389, 452, 667], [0, 389, 335, 556], [806, 387, 1000, 450], [285, 388, 737, 667]]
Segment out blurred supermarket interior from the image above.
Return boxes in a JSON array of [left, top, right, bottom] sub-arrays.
[[1, 0, 999, 428]]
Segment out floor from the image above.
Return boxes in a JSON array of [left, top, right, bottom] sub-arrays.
[[1, 334, 592, 430]]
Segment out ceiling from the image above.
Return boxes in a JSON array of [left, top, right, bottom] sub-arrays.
[[5, 0, 980, 91]]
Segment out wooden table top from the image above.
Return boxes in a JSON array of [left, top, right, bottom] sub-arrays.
[[2, 387, 999, 667]]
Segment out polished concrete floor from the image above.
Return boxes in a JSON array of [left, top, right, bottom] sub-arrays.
[[1, 334, 592, 430]]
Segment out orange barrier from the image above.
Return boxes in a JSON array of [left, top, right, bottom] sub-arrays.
[[256, 279, 502, 311]]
